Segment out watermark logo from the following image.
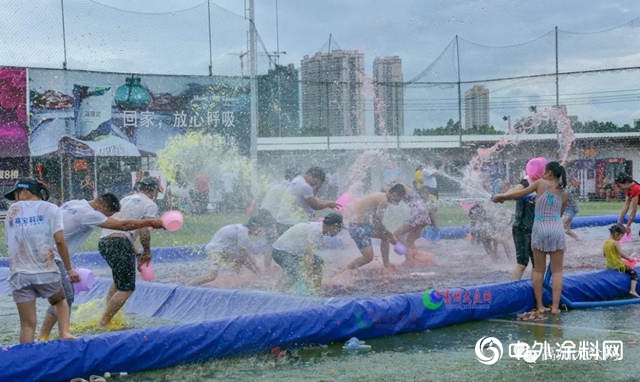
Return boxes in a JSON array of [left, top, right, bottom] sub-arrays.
[[422, 288, 492, 310], [476, 338, 624, 364], [475, 336, 503, 365], [422, 289, 444, 310]]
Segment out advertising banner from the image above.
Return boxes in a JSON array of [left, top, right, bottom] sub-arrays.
[[28, 69, 251, 158], [0, 67, 29, 186]]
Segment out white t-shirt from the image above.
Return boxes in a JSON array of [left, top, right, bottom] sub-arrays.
[[5, 200, 63, 288], [100, 192, 158, 243], [422, 167, 438, 189], [60, 199, 108, 257], [260, 180, 288, 216], [205, 224, 249, 255], [276, 175, 315, 225], [272, 221, 323, 254]]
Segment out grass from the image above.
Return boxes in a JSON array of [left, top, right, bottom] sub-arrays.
[[0, 201, 625, 255]]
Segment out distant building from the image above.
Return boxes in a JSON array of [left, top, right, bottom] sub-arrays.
[[257, 64, 300, 137], [373, 56, 404, 135], [464, 85, 490, 129], [300, 50, 365, 136]]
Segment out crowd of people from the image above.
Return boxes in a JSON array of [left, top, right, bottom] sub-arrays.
[[4, 156, 640, 342]]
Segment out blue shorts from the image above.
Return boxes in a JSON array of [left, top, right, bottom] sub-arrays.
[[348, 223, 375, 250], [564, 208, 578, 220]]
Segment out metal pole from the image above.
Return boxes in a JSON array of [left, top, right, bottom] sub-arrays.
[[555, 26, 559, 107], [60, 0, 67, 69], [249, 0, 258, 163], [207, 0, 213, 76], [456, 35, 462, 145]]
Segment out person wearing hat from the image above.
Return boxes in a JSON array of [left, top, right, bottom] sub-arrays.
[[271, 212, 344, 294], [4, 177, 79, 342], [39, 192, 165, 341], [97, 176, 160, 328]]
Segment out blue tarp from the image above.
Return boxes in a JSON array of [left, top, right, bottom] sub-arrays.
[[1, 268, 638, 380]]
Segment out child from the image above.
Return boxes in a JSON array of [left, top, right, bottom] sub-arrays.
[[347, 184, 406, 270], [188, 215, 265, 286], [614, 173, 640, 234], [4, 178, 78, 343], [271, 213, 344, 293], [510, 157, 547, 280], [603, 224, 640, 297], [492, 161, 568, 314]]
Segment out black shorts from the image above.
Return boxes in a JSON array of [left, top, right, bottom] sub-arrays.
[[99, 237, 137, 292], [272, 248, 323, 281], [512, 227, 533, 267]]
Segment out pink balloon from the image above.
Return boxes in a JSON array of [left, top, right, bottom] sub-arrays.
[[525, 157, 548, 181], [161, 210, 184, 232]]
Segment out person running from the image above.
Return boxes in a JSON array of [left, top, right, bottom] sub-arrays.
[[347, 184, 406, 270], [39, 193, 164, 340], [97, 177, 160, 328]]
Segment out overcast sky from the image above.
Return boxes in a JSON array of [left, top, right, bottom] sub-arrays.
[[4, 0, 640, 127]]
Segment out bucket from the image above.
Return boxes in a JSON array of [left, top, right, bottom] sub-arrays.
[[71, 268, 95, 293], [139, 262, 155, 281], [393, 242, 408, 255], [620, 231, 631, 243], [161, 210, 184, 232]]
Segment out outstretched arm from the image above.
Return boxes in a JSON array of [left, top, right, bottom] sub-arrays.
[[306, 196, 338, 210], [100, 217, 164, 231], [492, 179, 539, 202]]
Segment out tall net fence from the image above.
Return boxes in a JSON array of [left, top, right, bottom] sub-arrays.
[[0, 0, 277, 76], [405, 19, 640, 133]]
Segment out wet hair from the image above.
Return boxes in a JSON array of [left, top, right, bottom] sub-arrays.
[[615, 173, 634, 185], [97, 193, 121, 213], [285, 168, 298, 181], [388, 183, 407, 197], [545, 161, 567, 189], [306, 167, 326, 183], [138, 176, 159, 192], [609, 224, 625, 235]]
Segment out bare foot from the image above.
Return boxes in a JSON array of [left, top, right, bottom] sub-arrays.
[[550, 309, 561, 314], [630, 291, 640, 298], [59, 332, 77, 340]]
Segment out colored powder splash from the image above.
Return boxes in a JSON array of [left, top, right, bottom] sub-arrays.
[[69, 299, 130, 334]]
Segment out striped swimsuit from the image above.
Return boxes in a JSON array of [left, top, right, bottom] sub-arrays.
[[531, 182, 566, 252]]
